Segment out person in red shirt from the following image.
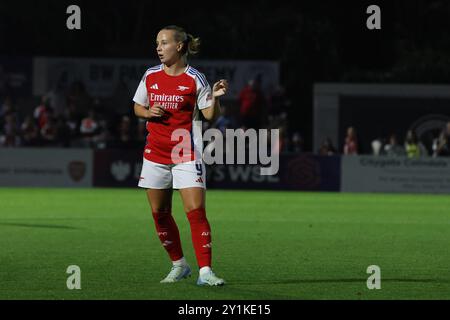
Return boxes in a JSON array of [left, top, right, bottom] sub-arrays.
[[343, 126, 358, 155], [33, 95, 51, 130], [238, 75, 265, 129], [133, 25, 228, 286]]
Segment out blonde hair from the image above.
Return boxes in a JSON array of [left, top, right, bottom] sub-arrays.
[[162, 25, 200, 57]]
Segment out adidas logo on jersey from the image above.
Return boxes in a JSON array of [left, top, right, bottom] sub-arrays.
[[150, 83, 159, 90], [196, 177, 204, 183]]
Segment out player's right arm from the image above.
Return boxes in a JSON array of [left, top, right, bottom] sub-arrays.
[[133, 70, 164, 119], [134, 102, 165, 119]]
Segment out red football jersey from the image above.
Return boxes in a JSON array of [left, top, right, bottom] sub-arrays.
[[133, 64, 212, 164]]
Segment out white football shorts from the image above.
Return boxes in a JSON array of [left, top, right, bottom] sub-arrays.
[[138, 158, 206, 190]]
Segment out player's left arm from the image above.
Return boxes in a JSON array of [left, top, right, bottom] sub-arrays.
[[201, 79, 228, 122]]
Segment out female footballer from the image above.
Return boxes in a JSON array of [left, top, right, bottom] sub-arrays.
[[132, 25, 227, 286]]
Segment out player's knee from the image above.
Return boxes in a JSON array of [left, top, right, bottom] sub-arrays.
[[184, 201, 205, 213], [185, 205, 205, 214]]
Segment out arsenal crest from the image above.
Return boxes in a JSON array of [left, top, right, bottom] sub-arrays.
[[68, 161, 86, 182]]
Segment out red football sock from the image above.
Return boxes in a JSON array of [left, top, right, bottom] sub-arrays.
[[187, 208, 212, 268], [152, 210, 184, 262]]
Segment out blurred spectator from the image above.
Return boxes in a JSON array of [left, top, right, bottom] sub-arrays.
[[238, 75, 266, 129], [67, 81, 92, 117], [80, 109, 101, 147], [66, 98, 83, 125], [318, 137, 337, 155], [55, 116, 72, 147], [267, 84, 290, 118], [383, 134, 406, 156], [46, 80, 68, 117], [1, 112, 21, 147], [404, 129, 428, 158], [92, 97, 107, 116], [63, 104, 84, 148], [0, 96, 15, 118], [0, 97, 12, 137], [371, 138, 383, 155], [20, 115, 39, 146], [80, 109, 99, 135], [33, 95, 52, 130], [434, 122, 450, 157], [267, 110, 288, 133], [116, 115, 134, 148], [65, 102, 81, 140], [40, 115, 58, 146], [96, 121, 112, 149], [290, 131, 304, 153], [213, 105, 237, 134], [343, 126, 358, 155]]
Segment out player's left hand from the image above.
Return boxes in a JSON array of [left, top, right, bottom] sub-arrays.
[[212, 79, 228, 98]]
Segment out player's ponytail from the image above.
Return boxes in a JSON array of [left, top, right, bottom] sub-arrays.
[[162, 25, 200, 58], [186, 33, 201, 57]]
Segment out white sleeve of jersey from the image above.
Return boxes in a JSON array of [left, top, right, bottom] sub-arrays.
[[196, 74, 213, 110], [133, 72, 149, 107]]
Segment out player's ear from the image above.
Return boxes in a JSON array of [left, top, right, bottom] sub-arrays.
[[176, 42, 184, 53]]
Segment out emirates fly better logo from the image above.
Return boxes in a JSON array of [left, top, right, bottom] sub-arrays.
[[150, 93, 184, 110]]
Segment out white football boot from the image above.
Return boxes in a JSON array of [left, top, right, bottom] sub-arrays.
[[197, 269, 225, 286], [160, 264, 192, 283]]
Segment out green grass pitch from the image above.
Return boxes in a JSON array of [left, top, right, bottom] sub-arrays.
[[0, 188, 449, 300]]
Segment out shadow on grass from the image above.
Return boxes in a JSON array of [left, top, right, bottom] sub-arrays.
[[0, 222, 79, 230]]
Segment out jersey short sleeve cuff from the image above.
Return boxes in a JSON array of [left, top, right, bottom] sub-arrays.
[[133, 79, 149, 106]]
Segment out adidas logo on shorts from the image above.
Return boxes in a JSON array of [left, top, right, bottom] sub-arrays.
[[196, 177, 204, 183]]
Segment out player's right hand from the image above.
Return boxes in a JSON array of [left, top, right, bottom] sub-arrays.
[[148, 103, 165, 118]]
